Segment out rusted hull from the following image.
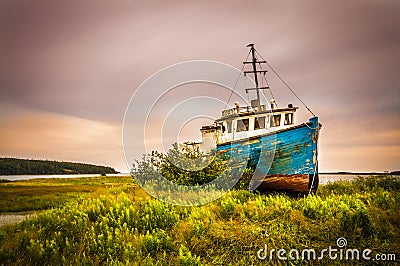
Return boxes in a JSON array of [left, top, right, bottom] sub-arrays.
[[216, 117, 320, 193], [255, 174, 319, 193]]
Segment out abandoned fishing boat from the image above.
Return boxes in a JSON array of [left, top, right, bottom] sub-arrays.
[[184, 44, 321, 193]]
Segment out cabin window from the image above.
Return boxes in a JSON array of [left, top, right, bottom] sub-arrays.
[[236, 118, 249, 132], [284, 113, 293, 125], [221, 123, 226, 133], [227, 120, 232, 133], [270, 114, 281, 127], [254, 116, 265, 130]]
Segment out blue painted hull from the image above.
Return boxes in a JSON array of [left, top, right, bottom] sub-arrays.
[[216, 117, 320, 192]]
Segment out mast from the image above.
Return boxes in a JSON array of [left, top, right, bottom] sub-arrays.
[[243, 44, 269, 107], [250, 44, 260, 101]]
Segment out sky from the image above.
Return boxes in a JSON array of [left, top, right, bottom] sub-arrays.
[[1, 0, 399, 172]]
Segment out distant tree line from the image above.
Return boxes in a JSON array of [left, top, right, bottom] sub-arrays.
[[0, 158, 117, 175]]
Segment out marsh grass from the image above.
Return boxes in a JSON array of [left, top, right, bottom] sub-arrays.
[[0, 176, 135, 212], [0, 175, 399, 265]]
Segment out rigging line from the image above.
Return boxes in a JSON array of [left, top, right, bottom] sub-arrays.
[[245, 69, 250, 104], [259, 71, 271, 106], [267, 77, 278, 108], [224, 50, 251, 111], [255, 50, 316, 116], [257, 62, 278, 108]]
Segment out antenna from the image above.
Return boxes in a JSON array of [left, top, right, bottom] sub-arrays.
[[243, 44, 269, 107]]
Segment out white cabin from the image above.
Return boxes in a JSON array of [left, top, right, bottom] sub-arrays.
[[195, 101, 298, 152]]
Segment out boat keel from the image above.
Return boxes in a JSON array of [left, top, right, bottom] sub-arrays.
[[255, 174, 319, 193]]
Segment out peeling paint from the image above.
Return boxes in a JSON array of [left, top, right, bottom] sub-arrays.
[[216, 117, 320, 192]]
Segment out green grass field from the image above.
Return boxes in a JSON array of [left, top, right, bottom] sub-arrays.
[[0, 176, 135, 212], [0, 175, 399, 265]]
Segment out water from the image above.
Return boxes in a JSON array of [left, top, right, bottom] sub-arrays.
[[1, 173, 393, 184], [319, 174, 371, 185], [0, 211, 38, 227], [0, 173, 130, 181]]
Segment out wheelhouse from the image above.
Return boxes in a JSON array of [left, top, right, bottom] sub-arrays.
[[200, 101, 298, 146]]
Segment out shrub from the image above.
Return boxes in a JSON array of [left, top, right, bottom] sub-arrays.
[[141, 229, 172, 254], [178, 244, 202, 266], [131, 143, 231, 187], [220, 196, 238, 219]]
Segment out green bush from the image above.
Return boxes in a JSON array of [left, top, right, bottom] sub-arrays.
[[131, 143, 231, 187], [178, 244, 202, 266], [141, 229, 172, 254]]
